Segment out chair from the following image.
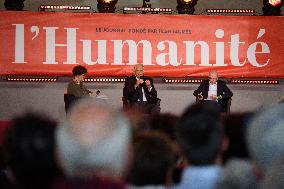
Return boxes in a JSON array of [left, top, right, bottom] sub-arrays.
[[122, 96, 161, 111], [225, 98, 232, 113], [196, 97, 231, 114], [64, 94, 80, 113], [122, 96, 131, 110]]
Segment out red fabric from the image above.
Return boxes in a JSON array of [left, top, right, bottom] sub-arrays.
[[0, 121, 10, 145], [52, 176, 126, 189], [1, 12, 284, 78]]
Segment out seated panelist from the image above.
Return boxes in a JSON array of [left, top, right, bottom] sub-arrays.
[[65, 65, 107, 112], [67, 65, 100, 98], [123, 64, 160, 114], [193, 70, 233, 112]]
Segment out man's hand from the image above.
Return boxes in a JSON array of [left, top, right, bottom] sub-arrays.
[[197, 93, 203, 100], [210, 94, 218, 100], [145, 80, 151, 88], [135, 78, 144, 88], [90, 92, 97, 97]]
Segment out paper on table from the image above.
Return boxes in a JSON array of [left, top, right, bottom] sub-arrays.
[[96, 94, 108, 100]]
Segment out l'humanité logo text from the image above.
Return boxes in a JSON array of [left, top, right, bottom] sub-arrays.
[[12, 24, 270, 68]]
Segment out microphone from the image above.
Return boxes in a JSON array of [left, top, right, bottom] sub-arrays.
[[135, 77, 143, 88]]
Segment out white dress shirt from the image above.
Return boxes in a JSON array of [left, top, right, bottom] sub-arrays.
[[136, 77, 147, 102], [208, 83, 217, 100]]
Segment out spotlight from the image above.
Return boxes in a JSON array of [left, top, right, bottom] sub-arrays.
[[4, 0, 25, 10], [262, 0, 283, 15], [269, 0, 282, 6], [97, 0, 118, 13], [176, 0, 198, 14]]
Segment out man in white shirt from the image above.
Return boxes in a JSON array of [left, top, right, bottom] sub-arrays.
[[193, 70, 233, 112]]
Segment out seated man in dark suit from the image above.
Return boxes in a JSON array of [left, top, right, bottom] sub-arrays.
[[123, 64, 160, 114], [193, 70, 233, 112]]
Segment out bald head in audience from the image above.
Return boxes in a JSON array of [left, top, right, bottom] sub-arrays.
[[247, 104, 284, 174], [56, 99, 132, 179]]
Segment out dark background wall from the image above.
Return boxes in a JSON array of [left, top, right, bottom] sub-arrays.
[[1, 0, 284, 15]]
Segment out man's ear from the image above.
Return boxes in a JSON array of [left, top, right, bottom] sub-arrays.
[[252, 163, 263, 181], [221, 136, 229, 154]]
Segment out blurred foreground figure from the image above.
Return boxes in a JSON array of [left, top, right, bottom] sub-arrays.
[[173, 103, 227, 189], [127, 131, 176, 189], [215, 158, 258, 189], [247, 104, 284, 188], [260, 156, 284, 189], [4, 112, 61, 189], [54, 98, 132, 189]]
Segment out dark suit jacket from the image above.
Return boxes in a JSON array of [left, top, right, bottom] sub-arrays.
[[193, 79, 233, 112], [123, 75, 158, 105]]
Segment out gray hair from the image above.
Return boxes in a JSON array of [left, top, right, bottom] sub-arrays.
[[56, 98, 131, 178], [247, 104, 284, 173], [215, 159, 258, 189], [260, 156, 284, 189]]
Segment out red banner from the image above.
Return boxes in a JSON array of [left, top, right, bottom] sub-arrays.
[[1, 11, 284, 78]]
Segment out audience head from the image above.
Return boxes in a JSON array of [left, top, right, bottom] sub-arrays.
[[148, 113, 178, 141], [56, 98, 132, 179], [247, 104, 284, 173], [133, 64, 144, 78], [260, 156, 284, 189], [182, 101, 221, 121], [4, 112, 60, 189], [209, 70, 218, 84], [222, 112, 253, 163], [177, 103, 225, 165], [128, 131, 175, 187], [215, 159, 258, 189], [148, 113, 183, 184]]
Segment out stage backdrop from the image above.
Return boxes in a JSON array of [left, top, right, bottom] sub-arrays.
[[1, 11, 284, 78]]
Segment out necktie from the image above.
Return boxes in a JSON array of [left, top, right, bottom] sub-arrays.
[[138, 84, 143, 102]]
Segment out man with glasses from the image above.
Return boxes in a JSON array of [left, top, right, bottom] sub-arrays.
[[193, 70, 233, 112], [123, 64, 160, 114]]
